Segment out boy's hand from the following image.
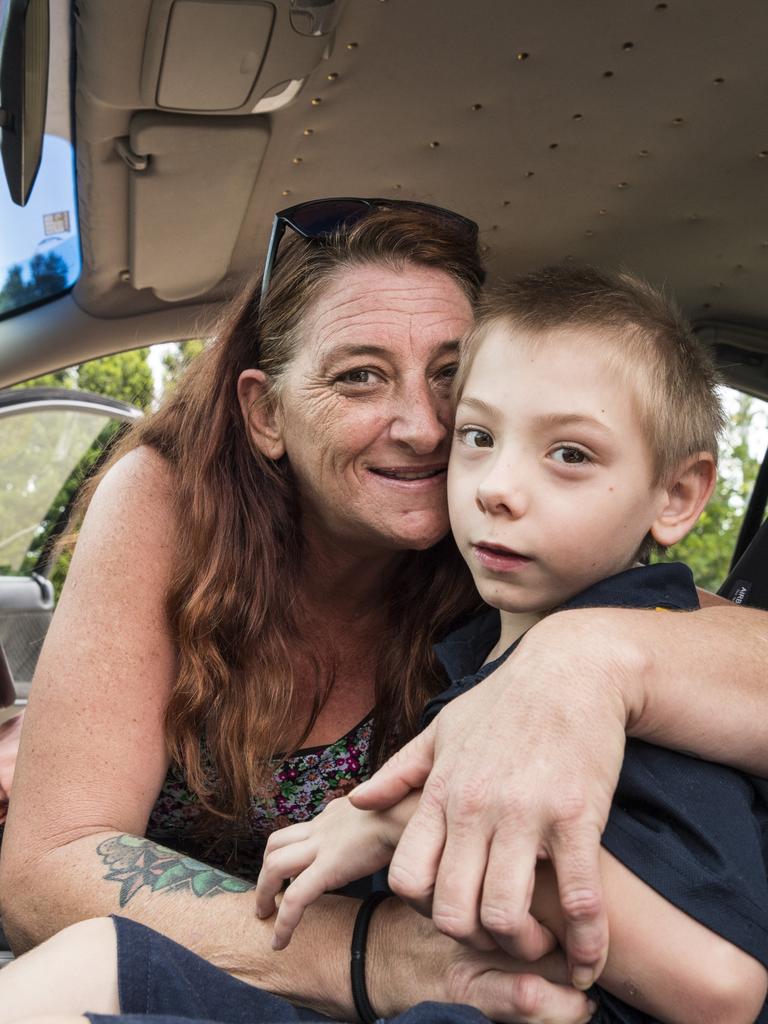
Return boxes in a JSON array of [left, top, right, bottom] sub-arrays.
[[255, 795, 401, 949]]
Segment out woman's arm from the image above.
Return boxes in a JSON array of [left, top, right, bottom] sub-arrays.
[[533, 852, 768, 1024], [0, 903, 594, 1024], [616, 601, 768, 768], [0, 449, 349, 1010], [351, 601, 768, 984]]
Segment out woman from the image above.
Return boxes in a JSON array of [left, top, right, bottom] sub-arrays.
[[0, 199, 767, 1024]]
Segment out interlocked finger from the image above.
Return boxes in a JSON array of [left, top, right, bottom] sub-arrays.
[[272, 865, 332, 949], [480, 828, 557, 961], [461, 968, 595, 1024], [387, 784, 447, 909], [351, 725, 437, 810], [263, 822, 312, 852], [431, 822, 495, 949], [255, 840, 315, 919], [549, 822, 607, 989]]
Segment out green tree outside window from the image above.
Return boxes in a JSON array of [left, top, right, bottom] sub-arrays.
[[656, 393, 766, 591]]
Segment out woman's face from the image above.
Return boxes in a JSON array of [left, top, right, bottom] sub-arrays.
[[272, 263, 474, 554]]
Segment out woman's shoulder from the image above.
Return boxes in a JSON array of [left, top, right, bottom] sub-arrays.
[[80, 445, 178, 557], [92, 444, 176, 516], [100, 443, 175, 494]]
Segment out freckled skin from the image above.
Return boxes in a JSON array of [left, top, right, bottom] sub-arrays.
[[273, 264, 474, 558]]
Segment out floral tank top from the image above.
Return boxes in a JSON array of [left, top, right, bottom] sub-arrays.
[[145, 715, 372, 882]]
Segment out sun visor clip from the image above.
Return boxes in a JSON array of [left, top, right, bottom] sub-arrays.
[[115, 137, 149, 173]]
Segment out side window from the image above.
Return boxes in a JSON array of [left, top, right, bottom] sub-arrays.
[[0, 341, 204, 699], [656, 387, 768, 590], [0, 392, 139, 697]]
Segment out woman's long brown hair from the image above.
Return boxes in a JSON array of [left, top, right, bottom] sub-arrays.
[[72, 207, 485, 820]]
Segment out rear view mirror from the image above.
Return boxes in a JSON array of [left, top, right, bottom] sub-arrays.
[[0, 0, 49, 207]]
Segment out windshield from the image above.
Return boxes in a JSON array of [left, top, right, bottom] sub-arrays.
[[0, 1, 80, 318]]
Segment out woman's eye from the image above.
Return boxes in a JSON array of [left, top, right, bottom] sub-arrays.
[[435, 363, 458, 387], [457, 427, 494, 449], [550, 445, 589, 465], [336, 368, 379, 385]]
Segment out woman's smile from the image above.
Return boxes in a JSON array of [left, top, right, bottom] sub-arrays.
[[367, 463, 448, 489]]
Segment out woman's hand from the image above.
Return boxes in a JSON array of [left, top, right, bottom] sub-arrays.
[[352, 608, 638, 989], [0, 711, 23, 823], [369, 897, 596, 1024]]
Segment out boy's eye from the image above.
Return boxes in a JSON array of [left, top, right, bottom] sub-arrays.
[[550, 445, 590, 465], [457, 426, 494, 449]]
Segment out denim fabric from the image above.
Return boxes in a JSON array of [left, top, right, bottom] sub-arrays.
[[86, 918, 503, 1024], [85, 917, 658, 1024]]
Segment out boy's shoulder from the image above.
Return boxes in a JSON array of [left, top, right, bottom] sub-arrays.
[[559, 560, 699, 614]]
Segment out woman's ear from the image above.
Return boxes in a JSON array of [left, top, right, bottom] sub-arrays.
[[237, 369, 285, 460], [650, 452, 717, 548]]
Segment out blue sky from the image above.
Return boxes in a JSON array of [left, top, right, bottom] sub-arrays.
[[0, 133, 80, 285]]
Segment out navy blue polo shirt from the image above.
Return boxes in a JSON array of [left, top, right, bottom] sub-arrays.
[[424, 562, 768, 1024]]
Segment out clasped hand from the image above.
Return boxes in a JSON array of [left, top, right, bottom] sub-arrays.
[[255, 793, 597, 1023], [350, 612, 631, 990]]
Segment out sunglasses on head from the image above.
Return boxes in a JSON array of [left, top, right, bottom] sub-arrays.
[[259, 196, 480, 303]]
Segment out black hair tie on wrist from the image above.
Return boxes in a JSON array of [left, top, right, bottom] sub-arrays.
[[351, 891, 391, 1024]]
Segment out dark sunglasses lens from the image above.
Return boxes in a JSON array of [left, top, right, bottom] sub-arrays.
[[400, 201, 478, 239], [287, 199, 372, 236]]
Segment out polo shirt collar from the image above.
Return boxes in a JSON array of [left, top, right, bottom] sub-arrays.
[[434, 561, 699, 686]]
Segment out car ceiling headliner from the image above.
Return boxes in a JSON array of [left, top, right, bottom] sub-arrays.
[[2, 0, 768, 390]]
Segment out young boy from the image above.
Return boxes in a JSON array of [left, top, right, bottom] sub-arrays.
[[255, 266, 768, 1023]]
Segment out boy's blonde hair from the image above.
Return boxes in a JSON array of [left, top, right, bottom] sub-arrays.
[[456, 265, 726, 487]]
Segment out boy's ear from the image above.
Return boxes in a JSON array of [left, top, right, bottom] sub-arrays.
[[237, 369, 285, 460], [650, 452, 717, 548]]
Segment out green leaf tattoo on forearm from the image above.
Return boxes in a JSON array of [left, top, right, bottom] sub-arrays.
[[97, 834, 254, 907]]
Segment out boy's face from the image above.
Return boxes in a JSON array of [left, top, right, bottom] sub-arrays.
[[448, 325, 670, 613]]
